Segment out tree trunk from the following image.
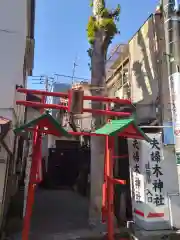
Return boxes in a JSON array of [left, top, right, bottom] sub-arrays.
[[88, 0, 120, 229], [89, 28, 107, 227]]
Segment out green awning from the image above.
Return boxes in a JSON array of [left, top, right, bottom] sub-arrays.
[[95, 118, 151, 142], [14, 112, 70, 138]]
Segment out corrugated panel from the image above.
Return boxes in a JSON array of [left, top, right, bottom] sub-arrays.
[[95, 119, 151, 141]]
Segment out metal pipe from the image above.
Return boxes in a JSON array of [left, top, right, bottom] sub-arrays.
[[112, 154, 129, 159], [16, 88, 131, 104], [16, 100, 131, 117], [163, 0, 180, 174], [140, 125, 172, 128], [68, 131, 105, 137], [26, 128, 106, 137], [109, 177, 126, 185]]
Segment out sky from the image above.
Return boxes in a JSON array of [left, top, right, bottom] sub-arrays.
[[29, 0, 159, 88]]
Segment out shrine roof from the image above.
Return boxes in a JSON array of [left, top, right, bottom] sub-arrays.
[[95, 118, 151, 141], [14, 112, 70, 137]]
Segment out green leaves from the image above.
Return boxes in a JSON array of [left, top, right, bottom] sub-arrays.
[[87, 16, 97, 44], [87, 1, 121, 61], [90, 0, 93, 7]]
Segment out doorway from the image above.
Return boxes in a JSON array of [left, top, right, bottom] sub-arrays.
[[29, 140, 90, 239], [47, 147, 80, 188], [44, 140, 90, 193]]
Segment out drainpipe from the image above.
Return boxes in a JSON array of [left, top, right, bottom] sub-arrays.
[[162, 0, 180, 178]]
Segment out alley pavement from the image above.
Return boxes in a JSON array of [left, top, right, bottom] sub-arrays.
[[8, 188, 105, 240], [6, 189, 180, 240]]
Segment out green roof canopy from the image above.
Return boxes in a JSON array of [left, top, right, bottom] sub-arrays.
[[95, 118, 151, 142], [14, 112, 70, 138]]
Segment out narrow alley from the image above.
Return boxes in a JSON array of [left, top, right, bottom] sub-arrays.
[[30, 189, 89, 239], [9, 188, 104, 240], [3, 0, 180, 239]]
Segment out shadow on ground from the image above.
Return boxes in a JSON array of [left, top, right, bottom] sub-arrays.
[[6, 189, 107, 240], [30, 189, 89, 236]]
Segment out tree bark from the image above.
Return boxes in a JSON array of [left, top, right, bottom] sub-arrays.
[[89, 28, 107, 226], [89, 0, 120, 229]]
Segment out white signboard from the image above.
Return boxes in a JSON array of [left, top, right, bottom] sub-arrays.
[[128, 133, 169, 229], [142, 134, 167, 216], [128, 139, 145, 218]]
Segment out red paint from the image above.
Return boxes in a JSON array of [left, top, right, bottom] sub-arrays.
[[16, 100, 131, 117], [147, 212, 164, 218], [22, 93, 46, 240], [134, 209, 145, 217], [106, 137, 114, 240], [22, 183, 35, 240], [68, 131, 106, 137], [22, 128, 41, 240], [17, 88, 132, 240], [108, 177, 126, 185], [17, 88, 132, 104], [102, 132, 109, 223], [102, 105, 109, 223], [112, 155, 128, 159], [26, 128, 106, 137], [134, 209, 164, 218]]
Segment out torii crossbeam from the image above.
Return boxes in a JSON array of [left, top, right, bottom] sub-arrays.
[[15, 88, 151, 240]]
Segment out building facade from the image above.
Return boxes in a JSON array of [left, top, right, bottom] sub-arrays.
[[48, 82, 71, 148], [0, 0, 35, 230], [106, 13, 180, 231]]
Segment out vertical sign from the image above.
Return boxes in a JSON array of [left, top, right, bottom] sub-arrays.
[[129, 133, 169, 229], [132, 139, 143, 202], [144, 134, 165, 210], [129, 139, 145, 218]]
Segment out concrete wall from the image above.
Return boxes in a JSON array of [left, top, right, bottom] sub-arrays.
[[129, 14, 161, 124], [0, 0, 33, 229], [0, 127, 15, 227], [0, 0, 28, 121], [107, 72, 122, 97], [26, 107, 41, 122], [102, 13, 178, 232]]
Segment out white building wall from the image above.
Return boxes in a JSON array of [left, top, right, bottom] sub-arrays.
[[0, 0, 30, 227], [26, 108, 41, 122], [129, 15, 159, 124], [0, 0, 27, 113]]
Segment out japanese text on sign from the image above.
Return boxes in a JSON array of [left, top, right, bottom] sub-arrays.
[[145, 137, 164, 206], [132, 139, 142, 203]]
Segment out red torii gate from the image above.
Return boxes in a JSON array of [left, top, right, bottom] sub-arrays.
[[14, 87, 150, 240]]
